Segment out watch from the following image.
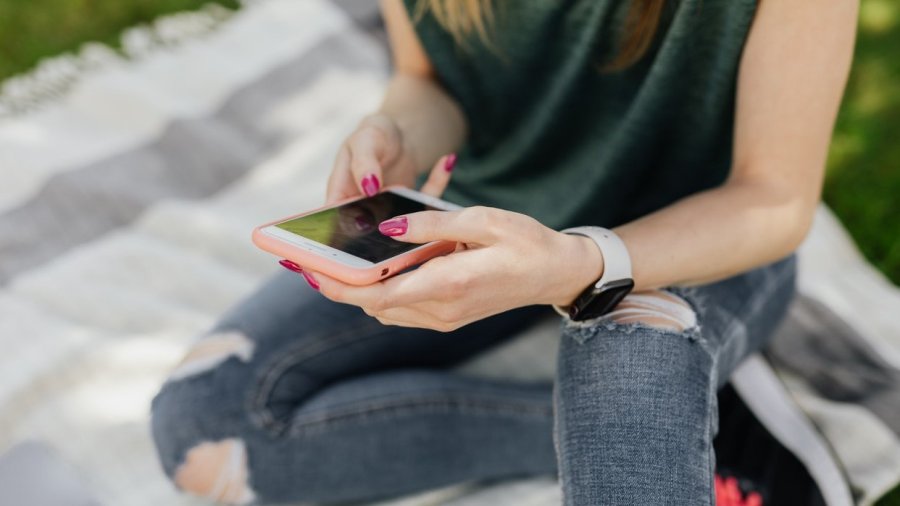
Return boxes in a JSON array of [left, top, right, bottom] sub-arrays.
[[553, 226, 635, 321]]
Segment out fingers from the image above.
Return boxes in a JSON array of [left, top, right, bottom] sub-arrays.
[[378, 206, 499, 245], [282, 259, 475, 332], [327, 116, 401, 204], [346, 117, 403, 197], [347, 127, 385, 197], [309, 267, 437, 310], [373, 305, 475, 333], [310, 269, 469, 333], [325, 144, 354, 204], [418, 153, 457, 197]]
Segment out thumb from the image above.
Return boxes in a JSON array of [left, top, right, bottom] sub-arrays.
[[325, 144, 355, 205], [418, 153, 457, 197], [377, 207, 497, 246]]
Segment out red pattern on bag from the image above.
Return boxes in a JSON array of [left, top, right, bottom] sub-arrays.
[[716, 473, 763, 506]]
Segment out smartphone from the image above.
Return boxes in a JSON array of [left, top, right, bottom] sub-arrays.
[[252, 187, 462, 285]]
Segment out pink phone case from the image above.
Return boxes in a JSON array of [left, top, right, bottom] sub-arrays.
[[251, 187, 458, 285]]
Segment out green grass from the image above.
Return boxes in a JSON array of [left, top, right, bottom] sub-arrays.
[[882, 483, 900, 506], [6, 0, 896, 283], [0, 0, 898, 281], [0, 2, 898, 501], [0, 0, 239, 80], [824, 0, 900, 286]]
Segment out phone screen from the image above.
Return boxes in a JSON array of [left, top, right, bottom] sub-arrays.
[[274, 192, 437, 263]]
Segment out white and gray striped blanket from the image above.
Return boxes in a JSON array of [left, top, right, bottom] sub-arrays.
[[1, 1, 898, 505]]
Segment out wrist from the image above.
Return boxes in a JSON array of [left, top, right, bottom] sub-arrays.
[[551, 233, 605, 307]]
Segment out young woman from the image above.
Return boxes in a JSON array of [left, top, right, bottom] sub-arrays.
[[151, 0, 857, 504]]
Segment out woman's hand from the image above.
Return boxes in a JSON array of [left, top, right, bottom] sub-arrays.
[[306, 206, 605, 332], [326, 113, 424, 204]]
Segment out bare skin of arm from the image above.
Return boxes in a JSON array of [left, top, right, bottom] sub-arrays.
[[614, 0, 859, 290], [379, 0, 466, 171], [325, 0, 466, 203], [309, 0, 859, 332]]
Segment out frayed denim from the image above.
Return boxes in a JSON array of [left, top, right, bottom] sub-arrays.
[[151, 255, 796, 505]]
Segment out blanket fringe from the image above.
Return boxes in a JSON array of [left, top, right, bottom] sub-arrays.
[[0, 2, 252, 118]]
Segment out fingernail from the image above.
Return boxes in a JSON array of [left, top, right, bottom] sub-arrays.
[[279, 260, 319, 290], [278, 259, 303, 273], [378, 216, 408, 236], [361, 173, 380, 197], [301, 270, 320, 290], [444, 153, 457, 172]]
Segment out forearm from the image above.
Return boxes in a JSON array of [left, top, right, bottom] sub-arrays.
[[373, 74, 467, 173], [613, 178, 816, 292], [608, 0, 856, 294]]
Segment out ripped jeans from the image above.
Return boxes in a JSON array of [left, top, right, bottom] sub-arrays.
[[151, 255, 796, 505]]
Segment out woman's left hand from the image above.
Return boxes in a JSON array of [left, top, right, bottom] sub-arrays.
[[306, 206, 605, 331]]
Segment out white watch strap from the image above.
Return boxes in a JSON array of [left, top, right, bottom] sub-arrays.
[[563, 226, 632, 286], [552, 226, 632, 317]]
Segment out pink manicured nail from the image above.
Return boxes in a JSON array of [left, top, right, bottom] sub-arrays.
[[301, 270, 320, 290], [378, 216, 408, 236], [361, 173, 380, 197], [279, 260, 319, 290], [444, 153, 457, 172], [279, 259, 303, 273]]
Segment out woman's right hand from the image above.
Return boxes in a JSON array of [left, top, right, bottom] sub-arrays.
[[325, 113, 419, 204]]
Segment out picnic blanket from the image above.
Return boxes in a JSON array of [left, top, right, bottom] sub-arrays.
[[1, 1, 899, 505]]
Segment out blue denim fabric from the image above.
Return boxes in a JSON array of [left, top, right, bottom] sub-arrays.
[[151, 255, 796, 505]]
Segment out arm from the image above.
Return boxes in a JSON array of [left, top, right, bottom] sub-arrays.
[[325, 0, 466, 202], [378, 0, 467, 171], [614, 0, 858, 291], [304, 0, 859, 332]]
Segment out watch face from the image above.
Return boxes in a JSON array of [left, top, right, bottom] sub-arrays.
[[569, 279, 635, 321]]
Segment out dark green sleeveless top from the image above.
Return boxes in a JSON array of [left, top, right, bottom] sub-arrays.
[[404, 0, 758, 229]]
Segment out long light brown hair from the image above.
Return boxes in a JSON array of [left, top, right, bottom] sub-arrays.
[[414, 0, 667, 71]]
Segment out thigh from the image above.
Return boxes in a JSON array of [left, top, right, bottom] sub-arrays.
[[560, 254, 797, 390], [671, 254, 798, 386], [554, 255, 797, 506], [152, 269, 552, 502], [157, 269, 549, 432]]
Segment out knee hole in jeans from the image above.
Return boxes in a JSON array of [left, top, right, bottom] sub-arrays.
[[167, 331, 255, 382], [605, 289, 698, 332], [173, 438, 257, 505]]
